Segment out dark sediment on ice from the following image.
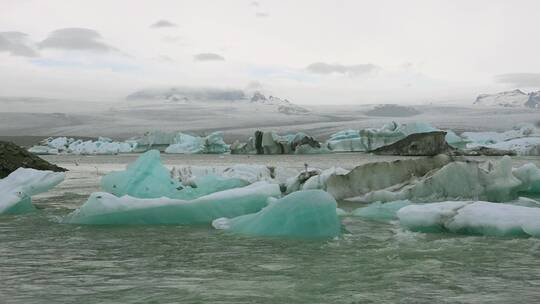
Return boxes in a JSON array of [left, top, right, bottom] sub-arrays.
[[0, 141, 67, 178]]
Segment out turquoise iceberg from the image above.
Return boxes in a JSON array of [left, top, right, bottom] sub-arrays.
[[212, 190, 341, 239], [101, 150, 247, 199], [65, 182, 281, 225]]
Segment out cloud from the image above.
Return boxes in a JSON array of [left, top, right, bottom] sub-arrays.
[[38, 28, 116, 52], [495, 73, 540, 87], [0, 31, 38, 57], [255, 12, 269, 17], [250, 1, 260, 7], [150, 20, 177, 28], [306, 62, 379, 76], [193, 53, 225, 61]]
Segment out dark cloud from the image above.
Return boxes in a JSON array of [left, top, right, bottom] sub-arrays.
[[150, 20, 177, 28], [306, 62, 379, 76], [0, 31, 38, 57], [256, 12, 269, 17], [495, 73, 540, 87], [38, 28, 115, 52], [193, 53, 225, 61]]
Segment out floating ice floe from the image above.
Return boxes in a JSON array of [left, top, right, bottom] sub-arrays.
[[326, 154, 452, 200], [101, 150, 247, 200], [352, 200, 411, 221], [462, 123, 540, 155], [135, 130, 230, 154], [28, 136, 137, 155], [348, 156, 540, 203], [397, 201, 540, 237], [0, 168, 65, 214], [250, 130, 324, 154], [212, 190, 341, 239], [326, 122, 467, 152], [65, 182, 281, 225]]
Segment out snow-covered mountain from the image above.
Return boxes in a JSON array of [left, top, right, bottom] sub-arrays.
[[250, 91, 309, 114], [474, 89, 540, 108], [474, 89, 529, 107]]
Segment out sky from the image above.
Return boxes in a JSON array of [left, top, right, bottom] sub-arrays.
[[1, 0, 540, 105]]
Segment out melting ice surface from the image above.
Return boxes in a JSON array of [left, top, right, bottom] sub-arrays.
[[0, 168, 65, 214], [213, 190, 341, 239], [65, 182, 281, 225]]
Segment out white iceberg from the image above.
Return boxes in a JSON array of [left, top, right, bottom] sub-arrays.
[[397, 201, 540, 237], [0, 168, 65, 214]]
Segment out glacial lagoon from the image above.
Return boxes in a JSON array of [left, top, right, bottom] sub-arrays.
[[1, 153, 540, 303]]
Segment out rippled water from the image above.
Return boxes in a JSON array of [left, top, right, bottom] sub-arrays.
[[2, 154, 540, 303]]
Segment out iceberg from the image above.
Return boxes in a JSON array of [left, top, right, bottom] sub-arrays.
[[328, 122, 463, 153], [326, 154, 452, 200], [485, 137, 540, 156], [101, 150, 247, 200], [352, 200, 411, 221], [65, 182, 281, 225], [254, 130, 322, 154], [28, 136, 137, 155], [164, 133, 204, 154], [397, 201, 540, 237], [164, 131, 230, 154], [212, 190, 341, 239], [357, 156, 524, 203], [0, 168, 65, 214]]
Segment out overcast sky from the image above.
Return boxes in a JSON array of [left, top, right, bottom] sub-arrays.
[[1, 0, 540, 105]]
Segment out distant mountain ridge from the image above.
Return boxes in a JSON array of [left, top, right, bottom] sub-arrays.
[[250, 91, 309, 114], [474, 89, 540, 108]]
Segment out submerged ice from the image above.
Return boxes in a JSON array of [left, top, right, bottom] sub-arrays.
[[212, 190, 341, 239]]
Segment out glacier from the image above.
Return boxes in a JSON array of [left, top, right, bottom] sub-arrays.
[[65, 182, 281, 225], [0, 168, 65, 214], [212, 190, 341, 239]]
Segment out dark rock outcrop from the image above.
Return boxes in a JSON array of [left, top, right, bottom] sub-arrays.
[[0, 141, 67, 178], [372, 131, 453, 156]]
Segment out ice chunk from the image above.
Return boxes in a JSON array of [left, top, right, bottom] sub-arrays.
[[164, 131, 230, 154], [65, 182, 281, 225], [327, 130, 365, 152], [397, 201, 540, 237], [513, 163, 540, 194], [101, 150, 247, 200], [352, 200, 411, 221], [164, 133, 204, 154], [0, 168, 65, 214], [212, 190, 341, 239], [302, 167, 349, 191], [359, 156, 523, 203], [221, 164, 274, 183], [326, 154, 452, 200], [202, 131, 230, 154], [486, 137, 540, 156]]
